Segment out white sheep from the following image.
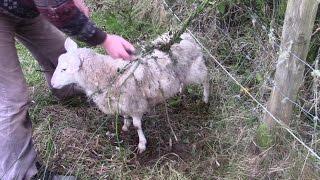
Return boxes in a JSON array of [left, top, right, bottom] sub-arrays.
[[51, 33, 209, 153]]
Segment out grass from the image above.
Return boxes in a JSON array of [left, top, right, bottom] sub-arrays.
[[256, 123, 273, 149], [16, 42, 43, 86], [16, 0, 320, 179]]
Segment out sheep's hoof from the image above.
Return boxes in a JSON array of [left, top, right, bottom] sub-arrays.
[[122, 125, 129, 132], [138, 143, 146, 154], [203, 96, 209, 104]]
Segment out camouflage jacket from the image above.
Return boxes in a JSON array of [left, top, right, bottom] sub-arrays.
[[0, 0, 106, 46]]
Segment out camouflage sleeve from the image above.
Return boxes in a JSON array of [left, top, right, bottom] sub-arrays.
[[34, 0, 106, 46]]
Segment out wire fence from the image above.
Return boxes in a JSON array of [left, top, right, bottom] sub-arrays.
[[244, 5, 320, 126], [39, 0, 320, 177], [245, 6, 317, 71], [60, 2, 320, 177], [3, 1, 319, 178], [212, 7, 320, 125], [162, 0, 320, 161]]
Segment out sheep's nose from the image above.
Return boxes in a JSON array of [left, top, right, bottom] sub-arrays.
[[51, 80, 57, 88], [51, 82, 56, 88]]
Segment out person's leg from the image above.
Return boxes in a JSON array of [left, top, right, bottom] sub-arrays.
[[0, 16, 38, 180], [15, 16, 84, 100]]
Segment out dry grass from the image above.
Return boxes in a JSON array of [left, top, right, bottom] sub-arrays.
[[16, 0, 320, 179]]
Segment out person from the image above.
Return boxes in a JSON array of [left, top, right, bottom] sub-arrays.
[[0, 0, 135, 179]]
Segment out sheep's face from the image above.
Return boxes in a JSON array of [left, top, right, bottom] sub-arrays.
[[51, 38, 82, 89]]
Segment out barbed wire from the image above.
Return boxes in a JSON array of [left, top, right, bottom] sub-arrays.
[[206, 3, 320, 125], [162, 0, 320, 161], [1, 2, 318, 179], [243, 6, 316, 72], [243, 5, 320, 124], [209, 9, 320, 125], [61, 1, 320, 177], [51, 1, 320, 177]]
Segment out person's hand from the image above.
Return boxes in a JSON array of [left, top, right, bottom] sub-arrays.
[[74, 0, 90, 17], [102, 34, 135, 60]]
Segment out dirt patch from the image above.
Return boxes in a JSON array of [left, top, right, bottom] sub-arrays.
[[32, 95, 214, 178]]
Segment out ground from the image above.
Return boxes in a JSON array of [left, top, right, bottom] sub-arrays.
[[17, 0, 320, 179]]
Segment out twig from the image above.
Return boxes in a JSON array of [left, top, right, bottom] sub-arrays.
[[144, 0, 212, 53], [299, 151, 310, 180], [164, 102, 178, 142], [89, 0, 213, 100], [312, 27, 320, 37], [160, 0, 212, 51], [65, 116, 110, 176], [161, 2, 320, 161]]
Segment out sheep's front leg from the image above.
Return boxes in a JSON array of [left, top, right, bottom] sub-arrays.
[[132, 116, 147, 153], [122, 116, 131, 131]]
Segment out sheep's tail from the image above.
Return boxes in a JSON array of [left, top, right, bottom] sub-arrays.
[[180, 33, 197, 44]]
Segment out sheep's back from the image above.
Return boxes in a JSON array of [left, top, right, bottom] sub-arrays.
[[120, 50, 181, 107]]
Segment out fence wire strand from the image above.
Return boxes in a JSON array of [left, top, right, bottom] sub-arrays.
[[205, 6, 320, 127], [162, 0, 320, 161], [244, 6, 320, 124], [213, 23, 319, 124], [244, 6, 316, 71]]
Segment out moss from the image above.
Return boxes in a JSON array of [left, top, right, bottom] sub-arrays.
[[256, 123, 273, 149]]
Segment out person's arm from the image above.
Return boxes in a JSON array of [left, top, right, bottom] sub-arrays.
[[34, 0, 135, 60], [73, 0, 90, 17]]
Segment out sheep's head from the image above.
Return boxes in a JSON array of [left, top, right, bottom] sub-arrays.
[[51, 38, 82, 89]]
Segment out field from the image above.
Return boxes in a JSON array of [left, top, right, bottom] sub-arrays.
[[18, 0, 320, 179]]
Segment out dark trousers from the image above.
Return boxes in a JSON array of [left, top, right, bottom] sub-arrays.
[[0, 15, 81, 180]]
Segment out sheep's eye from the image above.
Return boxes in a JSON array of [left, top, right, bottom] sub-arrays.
[[61, 68, 67, 72]]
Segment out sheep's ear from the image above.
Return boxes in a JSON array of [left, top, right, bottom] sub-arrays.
[[68, 58, 82, 73], [65, 37, 78, 52], [69, 57, 82, 73]]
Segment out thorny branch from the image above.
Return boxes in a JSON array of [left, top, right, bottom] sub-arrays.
[[89, 0, 213, 99], [144, 0, 212, 52]]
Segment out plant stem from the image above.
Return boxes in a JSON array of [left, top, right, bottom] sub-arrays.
[[144, 0, 212, 52]]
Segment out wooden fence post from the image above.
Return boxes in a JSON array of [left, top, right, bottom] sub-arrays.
[[264, 0, 319, 126]]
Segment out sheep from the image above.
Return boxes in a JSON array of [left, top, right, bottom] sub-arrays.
[[51, 33, 209, 153]]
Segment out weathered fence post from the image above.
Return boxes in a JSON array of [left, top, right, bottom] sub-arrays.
[[264, 0, 319, 127]]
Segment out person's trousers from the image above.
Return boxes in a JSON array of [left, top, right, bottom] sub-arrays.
[[0, 15, 80, 179]]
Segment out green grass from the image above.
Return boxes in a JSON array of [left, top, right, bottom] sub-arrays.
[[91, 10, 167, 42], [17, 42, 57, 123], [256, 123, 273, 149], [15, 0, 320, 179], [16, 42, 44, 86]]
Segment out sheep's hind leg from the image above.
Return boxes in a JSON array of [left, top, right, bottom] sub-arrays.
[[132, 116, 147, 153], [122, 116, 131, 132], [203, 76, 210, 103]]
